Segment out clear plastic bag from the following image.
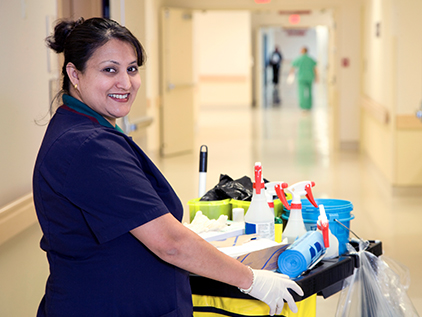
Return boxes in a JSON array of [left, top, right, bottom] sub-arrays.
[[335, 240, 419, 317]]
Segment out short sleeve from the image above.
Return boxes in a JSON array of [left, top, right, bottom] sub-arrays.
[[63, 131, 169, 244]]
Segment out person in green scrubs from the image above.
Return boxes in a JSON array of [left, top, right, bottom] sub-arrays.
[[290, 47, 318, 111]]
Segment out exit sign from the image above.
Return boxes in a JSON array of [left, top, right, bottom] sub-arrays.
[[289, 14, 301, 24]]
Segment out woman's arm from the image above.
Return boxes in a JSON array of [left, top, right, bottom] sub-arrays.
[[131, 213, 303, 315], [130, 213, 252, 289]]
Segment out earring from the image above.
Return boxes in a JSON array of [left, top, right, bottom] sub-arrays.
[[74, 84, 78, 89]]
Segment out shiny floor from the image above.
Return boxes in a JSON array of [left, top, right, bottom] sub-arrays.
[[151, 79, 422, 315]]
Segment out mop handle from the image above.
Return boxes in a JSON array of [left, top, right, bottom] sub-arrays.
[[198, 145, 208, 197]]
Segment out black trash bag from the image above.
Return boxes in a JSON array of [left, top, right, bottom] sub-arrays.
[[200, 174, 267, 202], [200, 174, 252, 201]]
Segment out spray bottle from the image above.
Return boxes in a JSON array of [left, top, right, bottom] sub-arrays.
[[265, 181, 284, 242], [275, 181, 318, 244], [244, 162, 275, 240], [317, 204, 339, 259]]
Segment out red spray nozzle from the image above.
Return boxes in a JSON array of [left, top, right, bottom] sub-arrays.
[[318, 204, 329, 248], [305, 182, 318, 207], [317, 221, 330, 248], [275, 182, 290, 210], [253, 163, 265, 194]]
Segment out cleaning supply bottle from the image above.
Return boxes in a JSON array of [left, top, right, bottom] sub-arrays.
[[265, 182, 283, 242], [275, 181, 318, 244], [265, 190, 275, 217], [274, 217, 283, 243], [317, 204, 339, 259], [265, 181, 281, 217], [244, 162, 275, 240]]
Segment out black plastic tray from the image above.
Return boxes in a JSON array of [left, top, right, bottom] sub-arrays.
[[190, 240, 382, 301]]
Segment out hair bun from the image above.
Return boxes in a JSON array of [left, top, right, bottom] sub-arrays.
[[46, 18, 85, 53]]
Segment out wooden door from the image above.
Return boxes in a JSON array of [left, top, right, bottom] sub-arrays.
[[58, 0, 102, 19]]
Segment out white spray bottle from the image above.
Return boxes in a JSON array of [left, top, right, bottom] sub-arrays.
[[265, 181, 284, 242], [244, 162, 275, 240], [317, 204, 339, 259], [275, 181, 318, 244]]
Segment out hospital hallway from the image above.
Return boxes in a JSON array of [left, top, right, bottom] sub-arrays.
[[2, 75, 421, 317], [3, 0, 422, 315], [151, 77, 422, 315]]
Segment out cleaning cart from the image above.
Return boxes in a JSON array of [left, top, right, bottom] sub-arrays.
[[188, 150, 417, 316], [190, 241, 383, 316]]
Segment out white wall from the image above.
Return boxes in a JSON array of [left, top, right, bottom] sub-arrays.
[[336, 2, 362, 147], [274, 28, 318, 64], [196, 11, 250, 76], [315, 26, 329, 81], [194, 10, 252, 107], [0, 1, 57, 314], [0, 0, 57, 208], [361, 0, 422, 186], [395, 1, 422, 115]]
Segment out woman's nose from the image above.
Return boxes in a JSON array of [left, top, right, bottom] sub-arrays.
[[116, 73, 131, 90]]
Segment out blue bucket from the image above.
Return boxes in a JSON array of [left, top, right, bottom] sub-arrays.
[[282, 199, 355, 255]]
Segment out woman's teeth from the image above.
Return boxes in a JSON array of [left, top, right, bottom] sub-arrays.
[[109, 94, 128, 99]]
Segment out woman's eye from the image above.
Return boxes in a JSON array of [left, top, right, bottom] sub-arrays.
[[128, 66, 138, 73], [104, 68, 116, 73]]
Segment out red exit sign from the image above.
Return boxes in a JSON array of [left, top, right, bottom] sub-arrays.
[[289, 14, 301, 24]]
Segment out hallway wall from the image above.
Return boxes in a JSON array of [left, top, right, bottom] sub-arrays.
[[273, 27, 318, 66], [0, 0, 56, 208], [361, 0, 422, 186], [194, 10, 252, 108], [0, 1, 57, 314], [335, 2, 361, 149]]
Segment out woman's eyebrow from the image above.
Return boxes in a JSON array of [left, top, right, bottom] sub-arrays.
[[100, 60, 137, 65]]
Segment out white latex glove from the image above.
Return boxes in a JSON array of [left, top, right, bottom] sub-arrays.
[[240, 268, 304, 315]]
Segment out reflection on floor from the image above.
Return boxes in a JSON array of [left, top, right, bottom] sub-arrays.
[[151, 81, 422, 315]]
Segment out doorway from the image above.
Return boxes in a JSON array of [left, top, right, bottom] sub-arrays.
[[260, 26, 329, 109], [58, 0, 103, 19]]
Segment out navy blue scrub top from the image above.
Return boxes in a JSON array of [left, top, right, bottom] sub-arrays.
[[33, 95, 193, 316]]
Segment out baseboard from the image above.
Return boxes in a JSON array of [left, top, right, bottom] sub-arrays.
[[339, 141, 359, 151], [392, 185, 422, 196], [0, 193, 37, 246]]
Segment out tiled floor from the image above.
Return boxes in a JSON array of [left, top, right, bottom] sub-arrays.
[[150, 79, 422, 315]]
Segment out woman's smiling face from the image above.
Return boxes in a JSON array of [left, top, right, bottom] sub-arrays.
[[67, 38, 141, 126]]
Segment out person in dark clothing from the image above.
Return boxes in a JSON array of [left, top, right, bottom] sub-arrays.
[[269, 46, 283, 87], [33, 17, 303, 317]]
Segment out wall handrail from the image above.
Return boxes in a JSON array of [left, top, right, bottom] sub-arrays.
[[0, 193, 36, 246], [361, 95, 390, 125]]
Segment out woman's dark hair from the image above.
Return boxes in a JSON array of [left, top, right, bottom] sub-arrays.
[[46, 17, 146, 95]]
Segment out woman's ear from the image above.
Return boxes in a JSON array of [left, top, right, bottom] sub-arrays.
[[66, 62, 80, 88]]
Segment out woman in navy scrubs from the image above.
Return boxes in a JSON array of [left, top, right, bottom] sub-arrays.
[[33, 17, 303, 317]]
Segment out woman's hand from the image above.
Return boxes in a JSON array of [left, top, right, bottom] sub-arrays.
[[240, 268, 304, 315]]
